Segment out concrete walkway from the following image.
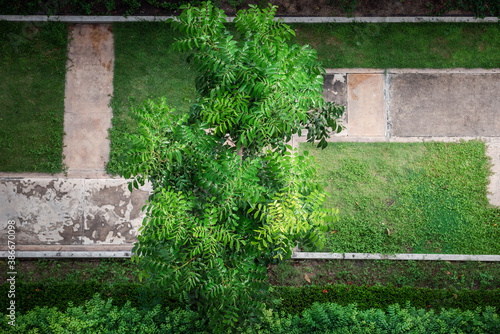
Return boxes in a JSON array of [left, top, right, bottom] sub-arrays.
[[63, 24, 113, 178], [1, 24, 500, 257]]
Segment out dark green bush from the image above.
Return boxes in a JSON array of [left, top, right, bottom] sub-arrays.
[[1, 294, 499, 333], [275, 285, 500, 315], [0, 281, 181, 315], [3, 282, 499, 317]]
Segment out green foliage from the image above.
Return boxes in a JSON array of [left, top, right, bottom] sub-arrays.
[[0, 281, 180, 315], [2, 293, 499, 333], [121, 2, 342, 331], [276, 285, 500, 315], [330, 0, 358, 16]]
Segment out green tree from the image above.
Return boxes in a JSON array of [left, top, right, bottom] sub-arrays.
[[122, 2, 343, 331]]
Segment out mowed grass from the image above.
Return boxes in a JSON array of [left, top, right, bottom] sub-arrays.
[[300, 140, 500, 255], [0, 21, 68, 173], [291, 23, 500, 68], [106, 22, 197, 175]]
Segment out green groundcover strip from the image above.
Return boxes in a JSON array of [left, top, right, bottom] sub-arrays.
[[0, 21, 67, 173], [300, 140, 500, 255]]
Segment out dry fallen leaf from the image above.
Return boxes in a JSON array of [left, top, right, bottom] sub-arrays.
[[304, 274, 311, 283], [386, 228, 391, 236], [331, 230, 338, 234]]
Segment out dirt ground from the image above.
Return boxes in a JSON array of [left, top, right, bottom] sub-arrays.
[[48, 0, 479, 17]]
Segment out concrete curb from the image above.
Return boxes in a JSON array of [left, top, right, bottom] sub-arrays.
[[0, 251, 132, 258], [0, 15, 498, 23], [291, 252, 500, 261], [3, 250, 500, 260], [325, 69, 500, 74]]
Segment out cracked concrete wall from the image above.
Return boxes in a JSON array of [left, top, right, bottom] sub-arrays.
[[0, 178, 150, 245]]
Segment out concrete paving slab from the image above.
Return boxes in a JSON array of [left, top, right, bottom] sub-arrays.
[[388, 73, 500, 137], [0, 179, 85, 245], [347, 74, 386, 137], [62, 113, 112, 170], [0, 178, 151, 246], [63, 24, 114, 176]]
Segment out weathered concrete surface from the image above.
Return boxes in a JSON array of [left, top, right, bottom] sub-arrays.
[[389, 73, 500, 137], [323, 73, 347, 107], [0, 178, 150, 245], [347, 74, 386, 137], [63, 24, 114, 177]]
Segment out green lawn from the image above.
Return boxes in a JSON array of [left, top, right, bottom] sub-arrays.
[[0, 21, 68, 173], [300, 140, 500, 255], [292, 23, 500, 68], [106, 22, 197, 175]]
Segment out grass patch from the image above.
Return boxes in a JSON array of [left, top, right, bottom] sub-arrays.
[[270, 259, 500, 290], [300, 140, 500, 254], [0, 21, 68, 173], [107, 22, 197, 175], [290, 23, 500, 68]]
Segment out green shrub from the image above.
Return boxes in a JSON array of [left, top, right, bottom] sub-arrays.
[[275, 285, 500, 315], [3, 281, 499, 318], [2, 294, 499, 333], [0, 282, 181, 315]]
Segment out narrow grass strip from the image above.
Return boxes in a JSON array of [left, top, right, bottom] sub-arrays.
[[0, 21, 68, 173]]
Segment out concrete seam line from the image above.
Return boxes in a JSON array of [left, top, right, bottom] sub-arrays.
[[384, 70, 390, 138], [291, 252, 500, 261], [0, 15, 498, 23]]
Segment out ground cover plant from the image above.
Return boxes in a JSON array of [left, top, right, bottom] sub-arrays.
[[0, 21, 68, 173], [300, 140, 500, 255], [3, 258, 500, 291], [2, 294, 500, 333], [269, 259, 500, 290]]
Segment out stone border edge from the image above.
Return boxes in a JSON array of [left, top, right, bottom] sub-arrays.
[[2, 251, 499, 260], [0, 15, 497, 23], [291, 252, 500, 261]]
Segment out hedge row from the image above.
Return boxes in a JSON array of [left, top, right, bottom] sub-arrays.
[[275, 284, 500, 315], [2, 282, 499, 315], [1, 294, 499, 333]]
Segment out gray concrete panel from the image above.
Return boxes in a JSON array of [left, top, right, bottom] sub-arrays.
[[0, 178, 150, 246], [389, 73, 500, 137], [347, 74, 386, 137]]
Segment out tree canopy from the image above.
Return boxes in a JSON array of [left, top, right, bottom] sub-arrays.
[[122, 2, 343, 331]]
